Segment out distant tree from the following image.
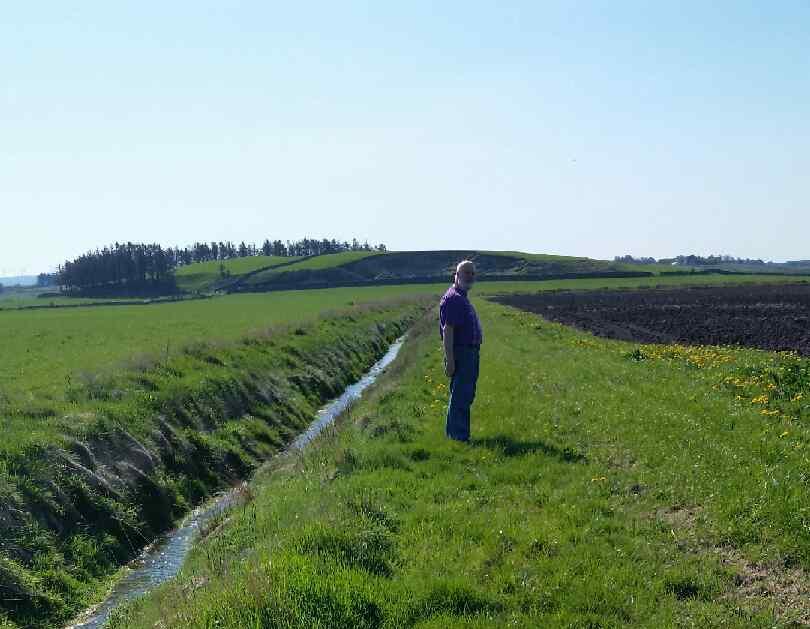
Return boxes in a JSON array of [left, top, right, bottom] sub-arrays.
[[614, 255, 657, 265], [673, 254, 766, 267], [0, 282, 4, 294], [37, 273, 57, 287]]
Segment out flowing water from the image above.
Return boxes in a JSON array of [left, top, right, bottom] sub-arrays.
[[65, 334, 407, 628]]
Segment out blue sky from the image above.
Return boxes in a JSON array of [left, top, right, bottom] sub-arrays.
[[2, 1, 808, 274]]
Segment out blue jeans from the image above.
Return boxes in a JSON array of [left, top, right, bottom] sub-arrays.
[[446, 344, 480, 441]]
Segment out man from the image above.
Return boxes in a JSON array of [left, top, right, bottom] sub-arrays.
[[439, 260, 483, 442]]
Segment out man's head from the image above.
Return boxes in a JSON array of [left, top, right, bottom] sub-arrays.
[[454, 260, 476, 291]]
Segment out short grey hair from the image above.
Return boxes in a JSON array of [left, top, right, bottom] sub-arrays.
[[456, 260, 475, 274]]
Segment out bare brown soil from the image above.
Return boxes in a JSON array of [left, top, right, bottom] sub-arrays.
[[492, 283, 810, 354]]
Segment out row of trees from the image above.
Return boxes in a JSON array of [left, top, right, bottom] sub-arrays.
[[615, 254, 767, 266], [58, 243, 176, 291], [37, 273, 57, 287], [56, 237, 387, 291], [671, 254, 765, 266], [613, 255, 658, 265], [182, 237, 385, 265]]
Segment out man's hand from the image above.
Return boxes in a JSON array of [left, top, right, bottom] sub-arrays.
[[444, 355, 455, 378]]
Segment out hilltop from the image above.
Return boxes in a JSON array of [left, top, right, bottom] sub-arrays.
[[175, 250, 657, 294]]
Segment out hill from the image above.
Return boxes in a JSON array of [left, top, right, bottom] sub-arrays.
[[174, 255, 304, 292], [176, 250, 659, 294]]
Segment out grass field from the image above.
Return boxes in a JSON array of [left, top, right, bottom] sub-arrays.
[[5, 274, 805, 414], [4, 274, 810, 628], [4, 275, 809, 449], [241, 251, 383, 286], [152, 249, 802, 294], [0, 297, 428, 629], [0, 285, 442, 455], [107, 296, 810, 628], [174, 255, 304, 292], [0, 287, 99, 309]]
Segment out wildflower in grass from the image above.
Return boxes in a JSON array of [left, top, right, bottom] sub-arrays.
[[792, 393, 804, 402], [780, 431, 789, 437], [751, 395, 769, 405]]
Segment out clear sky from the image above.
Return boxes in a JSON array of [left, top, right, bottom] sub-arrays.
[[2, 1, 808, 275]]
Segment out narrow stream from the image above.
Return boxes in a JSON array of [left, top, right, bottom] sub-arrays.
[[65, 334, 407, 629]]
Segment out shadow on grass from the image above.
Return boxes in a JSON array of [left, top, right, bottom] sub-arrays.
[[470, 434, 586, 463]]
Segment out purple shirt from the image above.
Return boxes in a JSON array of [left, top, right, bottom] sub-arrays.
[[439, 284, 483, 346]]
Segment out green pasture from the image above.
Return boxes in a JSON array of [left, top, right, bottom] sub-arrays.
[[0, 287, 97, 309], [4, 274, 807, 412], [0, 286, 441, 457], [108, 296, 810, 628], [0, 299, 425, 629], [3, 274, 808, 423], [242, 251, 383, 286], [174, 255, 303, 292]]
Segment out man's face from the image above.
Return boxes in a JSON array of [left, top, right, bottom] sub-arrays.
[[456, 265, 476, 290]]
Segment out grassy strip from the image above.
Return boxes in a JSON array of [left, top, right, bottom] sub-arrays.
[[0, 298, 428, 629], [0, 286, 441, 445], [4, 276, 807, 423], [175, 256, 305, 292], [106, 298, 810, 628], [242, 252, 383, 286]]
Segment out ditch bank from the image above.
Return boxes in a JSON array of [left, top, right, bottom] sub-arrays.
[[65, 335, 408, 629], [0, 299, 429, 629]]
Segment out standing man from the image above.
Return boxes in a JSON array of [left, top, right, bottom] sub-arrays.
[[439, 260, 483, 442]]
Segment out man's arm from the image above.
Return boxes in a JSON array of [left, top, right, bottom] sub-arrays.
[[443, 324, 455, 377]]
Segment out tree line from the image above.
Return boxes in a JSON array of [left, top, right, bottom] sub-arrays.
[[670, 254, 765, 266], [56, 237, 387, 291], [615, 254, 766, 266]]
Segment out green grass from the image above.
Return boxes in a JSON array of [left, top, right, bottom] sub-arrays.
[[108, 297, 810, 628], [174, 255, 303, 292], [473, 272, 810, 295], [0, 299, 427, 629], [5, 274, 810, 628], [0, 287, 101, 309], [278, 251, 383, 270], [243, 251, 382, 285], [486, 250, 593, 261], [4, 275, 808, 454], [0, 285, 440, 454]]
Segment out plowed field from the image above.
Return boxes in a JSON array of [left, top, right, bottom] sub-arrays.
[[492, 282, 810, 354]]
